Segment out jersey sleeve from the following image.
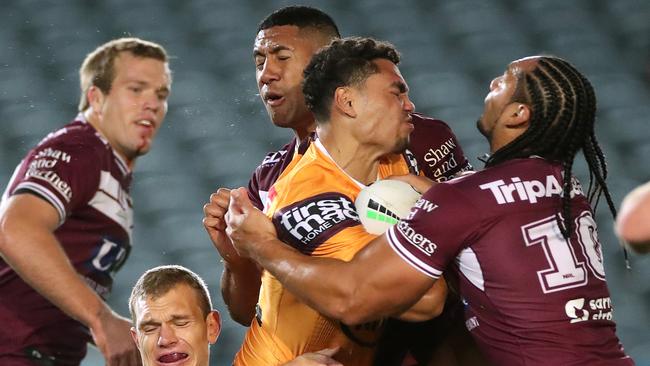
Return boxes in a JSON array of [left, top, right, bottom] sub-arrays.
[[271, 192, 364, 257], [247, 168, 264, 211], [409, 114, 473, 181], [10, 139, 100, 224], [386, 183, 478, 279]]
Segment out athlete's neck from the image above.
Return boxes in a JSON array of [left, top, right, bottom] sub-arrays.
[[318, 127, 382, 185], [84, 109, 136, 169], [292, 122, 316, 141]]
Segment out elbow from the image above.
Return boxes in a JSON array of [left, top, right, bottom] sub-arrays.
[[431, 298, 445, 318], [229, 308, 255, 326], [329, 291, 377, 326]]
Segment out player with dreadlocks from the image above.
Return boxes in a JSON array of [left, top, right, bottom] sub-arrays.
[[224, 55, 635, 365], [483, 56, 618, 241]]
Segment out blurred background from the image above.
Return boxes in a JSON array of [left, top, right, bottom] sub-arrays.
[[1, 0, 649, 364]]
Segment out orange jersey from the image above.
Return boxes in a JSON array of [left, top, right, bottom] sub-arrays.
[[234, 140, 413, 366]]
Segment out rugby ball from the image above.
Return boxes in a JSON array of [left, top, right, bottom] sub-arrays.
[[355, 179, 421, 235]]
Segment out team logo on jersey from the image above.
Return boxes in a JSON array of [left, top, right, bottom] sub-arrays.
[[565, 296, 613, 323], [565, 298, 590, 323], [479, 175, 584, 205], [273, 193, 359, 255]]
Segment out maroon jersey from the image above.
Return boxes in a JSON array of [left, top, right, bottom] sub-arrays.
[[387, 157, 633, 365], [247, 113, 472, 210], [0, 114, 133, 365]]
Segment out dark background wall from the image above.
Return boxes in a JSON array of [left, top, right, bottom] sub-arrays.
[[1, 1, 648, 364]]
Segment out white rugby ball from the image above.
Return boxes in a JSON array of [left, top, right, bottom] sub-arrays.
[[355, 179, 421, 235]]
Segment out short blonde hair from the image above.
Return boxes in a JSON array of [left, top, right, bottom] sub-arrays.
[[78, 37, 168, 112], [129, 265, 213, 322]]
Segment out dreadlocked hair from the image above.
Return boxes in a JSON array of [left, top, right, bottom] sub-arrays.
[[486, 56, 617, 239]]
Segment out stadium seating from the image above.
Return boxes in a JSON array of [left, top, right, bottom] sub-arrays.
[[1, 1, 649, 364]]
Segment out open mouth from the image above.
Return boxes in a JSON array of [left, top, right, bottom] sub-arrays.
[[136, 120, 154, 128], [264, 92, 284, 106], [158, 352, 189, 364]]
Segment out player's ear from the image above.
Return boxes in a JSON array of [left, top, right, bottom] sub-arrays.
[[503, 103, 530, 130], [206, 310, 221, 344], [87, 85, 106, 115], [130, 326, 140, 349], [334, 86, 357, 118]]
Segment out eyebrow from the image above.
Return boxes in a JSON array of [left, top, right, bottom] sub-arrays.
[[127, 80, 171, 94], [253, 44, 293, 58], [391, 81, 408, 93], [138, 315, 191, 329]]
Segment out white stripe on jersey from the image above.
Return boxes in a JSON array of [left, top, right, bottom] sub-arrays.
[[259, 190, 270, 213], [387, 226, 443, 279], [88, 171, 133, 237], [13, 182, 66, 225], [456, 247, 485, 291]]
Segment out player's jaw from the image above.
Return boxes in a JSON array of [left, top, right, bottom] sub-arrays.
[[393, 120, 413, 153]]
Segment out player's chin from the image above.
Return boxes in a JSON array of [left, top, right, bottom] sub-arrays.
[[135, 143, 153, 157]]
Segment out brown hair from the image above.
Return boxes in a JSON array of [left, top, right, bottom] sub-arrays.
[[78, 37, 169, 112], [129, 265, 212, 321]]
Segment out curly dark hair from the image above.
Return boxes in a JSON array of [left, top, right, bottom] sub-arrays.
[[486, 56, 616, 239], [302, 37, 400, 122], [257, 5, 340, 39]]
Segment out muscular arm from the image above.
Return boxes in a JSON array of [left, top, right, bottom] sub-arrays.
[[616, 181, 650, 253], [0, 194, 139, 366], [226, 188, 438, 326], [396, 278, 447, 322], [203, 188, 261, 325]]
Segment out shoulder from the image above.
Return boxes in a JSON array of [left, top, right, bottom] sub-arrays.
[[250, 138, 300, 185], [445, 158, 561, 207], [36, 120, 106, 159], [411, 113, 454, 132]]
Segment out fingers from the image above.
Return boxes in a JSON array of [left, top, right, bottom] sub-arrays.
[[203, 188, 233, 232], [386, 174, 434, 194], [228, 187, 248, 215], [315, 347, 340, 357], [202, 215, 226, 232]]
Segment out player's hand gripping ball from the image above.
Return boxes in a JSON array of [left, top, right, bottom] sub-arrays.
[[355, 179, 421, 235]]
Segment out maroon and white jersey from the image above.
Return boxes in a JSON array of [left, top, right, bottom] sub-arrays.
[[248, 136, 306, 211], [387, 157, 633, 365], [0, 114, 133, 364], [247, 113, 472, 211]]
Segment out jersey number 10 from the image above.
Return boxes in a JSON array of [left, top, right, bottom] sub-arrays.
[[522, 211, 606, 294]]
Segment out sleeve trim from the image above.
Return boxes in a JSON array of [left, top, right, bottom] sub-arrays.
[[14, 182, 66, 225], [386, 226, 443, 279]]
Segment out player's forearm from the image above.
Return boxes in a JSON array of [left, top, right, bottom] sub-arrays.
[[0, 222, 108, 328], [249, 238, 384, 325], [220, 262, 261, 325]]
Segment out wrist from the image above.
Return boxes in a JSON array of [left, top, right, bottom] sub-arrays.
[[222, 257, 258, 273]]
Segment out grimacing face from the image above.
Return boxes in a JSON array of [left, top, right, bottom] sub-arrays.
[[352, 58, 415, 155], [254, 25, 326, 131], [89, 52, 171, 167], [130, 284, 220, 366]]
